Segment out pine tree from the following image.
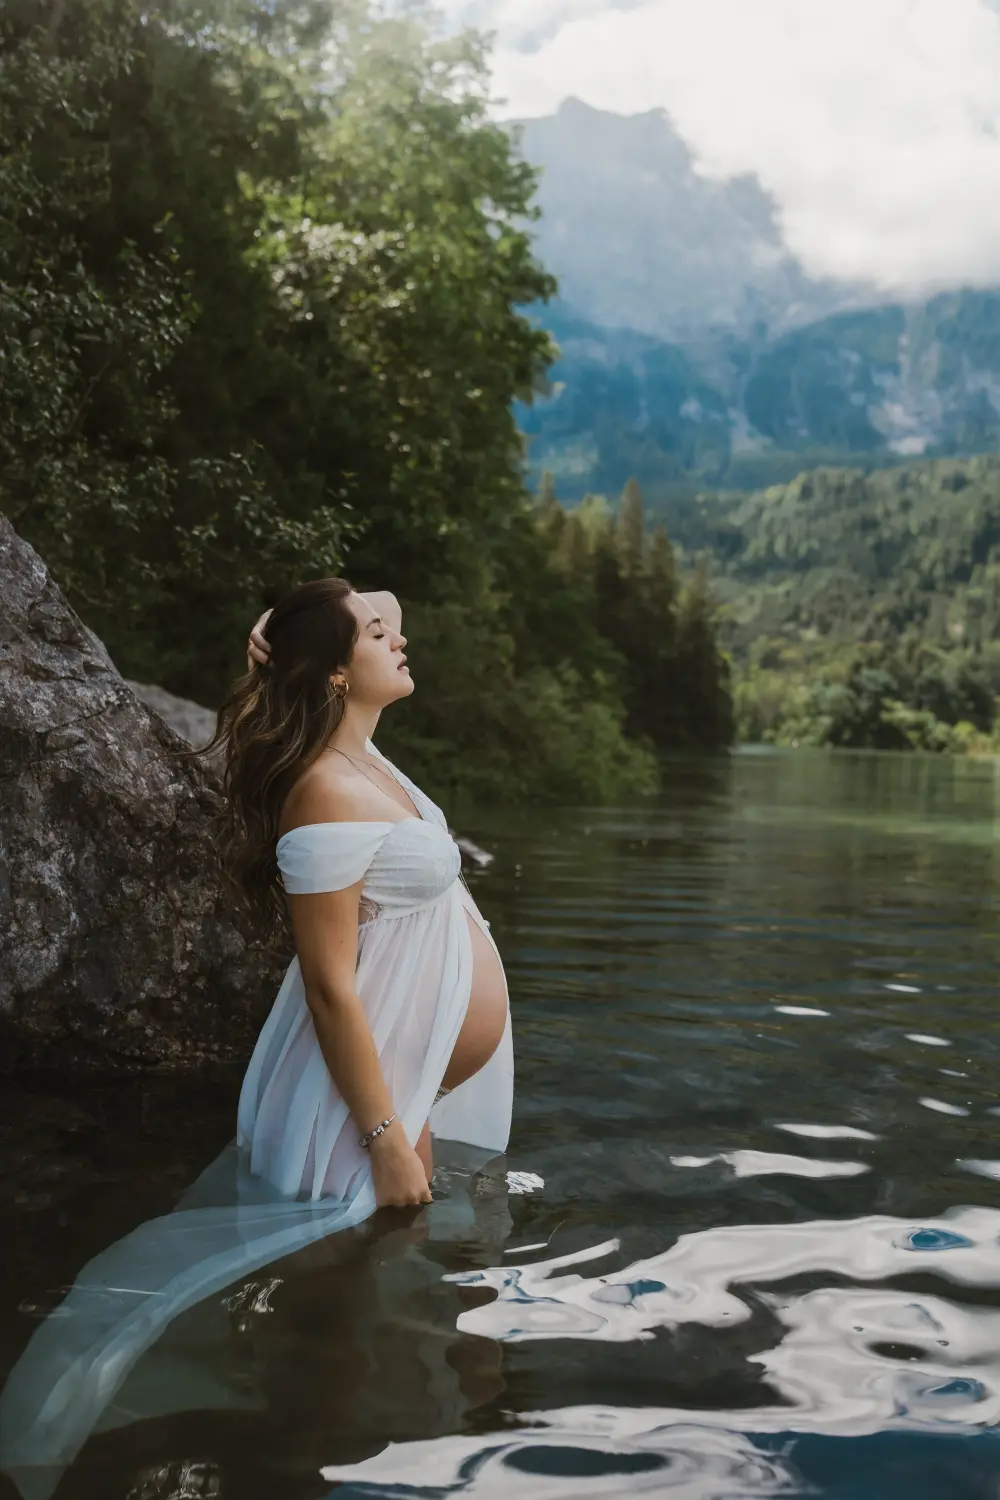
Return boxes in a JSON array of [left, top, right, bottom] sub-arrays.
[[643, 524, 679, 641], [561, 512, 592, 582], [536, 474, 566, 553], [674, 559, 734, 749], [616, 521, 679, 747], [535, 470, 558, 513], [592, 516, 623, 643], [539, 497, 566, 552], [616, 477, 645, 580]]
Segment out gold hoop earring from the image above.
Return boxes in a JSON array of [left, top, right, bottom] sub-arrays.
[[334, 679, 349, 699]]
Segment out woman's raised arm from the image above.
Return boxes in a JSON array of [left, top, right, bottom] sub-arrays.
[[246, 591, 401, 671]]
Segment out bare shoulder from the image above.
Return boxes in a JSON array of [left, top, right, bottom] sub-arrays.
[[279, 753, 389, 838]]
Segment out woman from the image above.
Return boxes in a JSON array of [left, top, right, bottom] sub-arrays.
[[0, 582, 514, 1499], [227, 579, 513, 1207]]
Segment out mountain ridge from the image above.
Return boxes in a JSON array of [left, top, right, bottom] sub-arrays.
[[510, 100, 1000, 493], [517, 291, 1000, 497], [509, 97, 875, 342]]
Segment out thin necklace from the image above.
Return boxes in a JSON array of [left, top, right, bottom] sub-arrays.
[[329, 745, 419, 818], [329, 745, 385, 772]]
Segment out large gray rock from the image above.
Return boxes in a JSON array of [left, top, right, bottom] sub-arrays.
[[0, 517, 284, 1070], [126, 681, 218, 751]]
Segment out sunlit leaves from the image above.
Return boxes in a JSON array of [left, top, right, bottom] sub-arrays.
[[0, 0, 730, 794]]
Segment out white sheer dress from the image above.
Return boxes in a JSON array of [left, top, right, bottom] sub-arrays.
[[239, 735, 513, 1198], [0, 738, 513, 1499]]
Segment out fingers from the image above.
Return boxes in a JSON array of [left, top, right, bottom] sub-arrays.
[[246, 609, 273, 671], [374, 1168, 434, 1208]]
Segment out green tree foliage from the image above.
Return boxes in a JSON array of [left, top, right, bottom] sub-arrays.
[[1, 0, 363, 692], [709, 455, 1000, 753], [615, 477, 645, 580], [543, 481, 733, 754], [1, 1, 732, 803], [534, 469, 558, 513], [3, 0, 560, 692], [674, 561, 736, 750]]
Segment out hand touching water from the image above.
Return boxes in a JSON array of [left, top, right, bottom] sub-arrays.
[[369, 1126, 432, 1207]]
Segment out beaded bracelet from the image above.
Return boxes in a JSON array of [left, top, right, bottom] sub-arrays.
[[359, 1113, 396, 1150]]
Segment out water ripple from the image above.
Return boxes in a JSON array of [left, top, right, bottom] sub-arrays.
[[321, 1423, 803, 1497], [5, 751, 1000, 1498], [670, 1151, 869, 1179], [443, 1204, 1000, 1438]]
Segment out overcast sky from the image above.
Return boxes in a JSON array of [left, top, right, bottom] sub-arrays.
[[434, 0, 1000, 295]]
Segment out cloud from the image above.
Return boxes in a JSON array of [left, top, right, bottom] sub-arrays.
[[435, 0, 1000, 294]]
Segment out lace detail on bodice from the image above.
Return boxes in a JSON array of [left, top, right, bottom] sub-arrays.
[[358, 894, 383, 925], [358, 820, 462, 922]]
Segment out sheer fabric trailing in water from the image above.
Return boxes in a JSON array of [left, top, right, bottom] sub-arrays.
[[0, 739, 513, 1500]]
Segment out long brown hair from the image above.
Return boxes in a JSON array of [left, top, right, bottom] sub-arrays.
[[202, 577, 360, 943]]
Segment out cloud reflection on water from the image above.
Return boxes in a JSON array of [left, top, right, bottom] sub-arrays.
[[320, 1206, 1000, 1496], [776, 1124, 879, 1141], [443, 1206, 1000, 1430], [670, 1151, 869, 1179], [322, 1422, 802, 1497]]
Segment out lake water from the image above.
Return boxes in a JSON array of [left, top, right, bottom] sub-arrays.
[[3, 748, 1000, 1499]]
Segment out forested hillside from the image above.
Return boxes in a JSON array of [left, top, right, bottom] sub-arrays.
[[700, 456, 1000, 751], [508, 101, 1000, 502], [518, 294, 1000, 498], [0, 0, 733, 808], [543, 454, 1000, 753]]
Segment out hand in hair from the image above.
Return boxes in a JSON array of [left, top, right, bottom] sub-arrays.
[[247, 592, 400, 672], [247, 609, 273, 671]]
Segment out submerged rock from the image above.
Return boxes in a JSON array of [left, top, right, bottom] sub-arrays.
[[0, 517, 283, 1071]]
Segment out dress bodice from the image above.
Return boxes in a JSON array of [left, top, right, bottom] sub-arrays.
[[277, 816, 462, 922], [275, 738, 462, 922]]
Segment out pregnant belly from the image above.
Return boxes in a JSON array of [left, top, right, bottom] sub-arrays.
[[441, 910, 508, 1091]]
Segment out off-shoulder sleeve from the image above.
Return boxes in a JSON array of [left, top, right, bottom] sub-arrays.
[[277, 822, 392, 894]]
